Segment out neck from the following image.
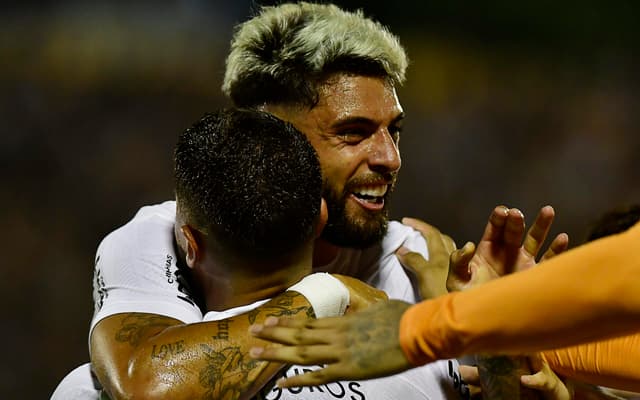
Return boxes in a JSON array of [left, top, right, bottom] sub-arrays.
[[201, 257, 312, 312], [312, 237, 340, 268]]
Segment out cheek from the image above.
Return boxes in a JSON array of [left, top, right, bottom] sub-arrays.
[[317, 149, 361, 184]]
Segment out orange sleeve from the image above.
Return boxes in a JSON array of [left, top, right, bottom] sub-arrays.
[[542, 334, 640, 391], [399, 221, 640, 388]]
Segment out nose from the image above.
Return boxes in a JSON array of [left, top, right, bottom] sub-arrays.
[[369, 129, 401, 174]]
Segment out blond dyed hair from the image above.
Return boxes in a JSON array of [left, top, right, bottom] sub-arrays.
[[222, 2, 408, 108]]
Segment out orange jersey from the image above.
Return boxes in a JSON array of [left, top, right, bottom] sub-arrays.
[[399, 222, 640, 390]]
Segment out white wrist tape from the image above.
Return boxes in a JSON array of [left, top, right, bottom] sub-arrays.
[[287, 273, 350, 318]]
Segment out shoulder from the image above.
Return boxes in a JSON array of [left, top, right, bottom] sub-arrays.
[[97, 201, 176, 255], [94, 200, 178, 284]]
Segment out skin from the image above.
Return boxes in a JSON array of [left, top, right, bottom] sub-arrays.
[[246, 206, 570, 390], [90, 74, 405, 400], [91, 293, 314, 400], [266, 74, 404, 264], [91, 199, 388, 400], [90, 269, 387, 400], [396, 218, 456, 300], [91, 74, 566, 398]]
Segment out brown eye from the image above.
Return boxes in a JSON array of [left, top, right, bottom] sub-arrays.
[[340, 129, 368, 144]]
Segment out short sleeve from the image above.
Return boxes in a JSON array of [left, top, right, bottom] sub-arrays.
[[89, 202, 203, 341]]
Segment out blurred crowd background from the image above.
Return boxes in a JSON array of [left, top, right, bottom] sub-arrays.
[[2, 1, 638, 397]]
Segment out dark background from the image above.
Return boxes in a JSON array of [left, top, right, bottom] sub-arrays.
[[2, 1, 638, 397]]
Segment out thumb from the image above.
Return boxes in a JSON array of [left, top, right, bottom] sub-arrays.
[[396, 246, 429, 275], [450, 242, 475, 276]]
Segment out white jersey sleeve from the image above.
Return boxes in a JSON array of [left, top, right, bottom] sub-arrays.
[[90, 201, 203, 339]]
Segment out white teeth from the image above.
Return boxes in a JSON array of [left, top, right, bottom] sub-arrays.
[[354, 185, 387, 197]]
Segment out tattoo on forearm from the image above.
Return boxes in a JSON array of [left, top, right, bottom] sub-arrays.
[[115, 314, 174, 347], [195, 292, 315, 398], [476, 355, 542, 400], [198, 343, 260, 399], [247, 292, 314, 324], [150, 340, 186, 360], [212, 319, 230, 340]]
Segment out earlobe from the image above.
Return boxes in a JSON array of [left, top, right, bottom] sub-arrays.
[[315, 198, 329, 238], [180, 225, 200, 269]]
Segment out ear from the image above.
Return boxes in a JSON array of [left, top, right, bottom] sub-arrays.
[[180, 225, 201, 269], [315, 198, 329, 238]]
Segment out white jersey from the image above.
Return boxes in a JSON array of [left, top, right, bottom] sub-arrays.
[[85, 201, 469, 399], [204, 305, 469, 400], [91, 201, 203, 334], [50, 363, 100, 400]]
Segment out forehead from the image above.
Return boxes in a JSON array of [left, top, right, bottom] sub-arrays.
[[313, 74, 403, 125]]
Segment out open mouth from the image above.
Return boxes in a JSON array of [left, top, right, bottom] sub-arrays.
[[351, 184, 387, 209]]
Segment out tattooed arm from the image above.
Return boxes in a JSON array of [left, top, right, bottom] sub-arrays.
[[476, 355, 543, 400], [90, 291, 314, 400]]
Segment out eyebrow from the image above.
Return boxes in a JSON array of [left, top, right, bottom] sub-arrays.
[[330, 112, 405, 129]]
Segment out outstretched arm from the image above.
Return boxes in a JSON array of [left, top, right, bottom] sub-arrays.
[[91, 273, 385, 400], [247, 299, 414, 387], [91, 291, 314, 400], [399, 221, 640, 390], [246, 205, 565, 390], [247, 214, 640, 391]]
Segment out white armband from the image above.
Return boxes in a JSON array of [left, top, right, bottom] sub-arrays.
[[287, 273, 350, 318]]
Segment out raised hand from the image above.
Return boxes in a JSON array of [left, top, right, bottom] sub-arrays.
[[396, 218, 456, 299], [448, 205, 569, 292]]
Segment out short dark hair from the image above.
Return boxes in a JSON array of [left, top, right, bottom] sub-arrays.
[[585, 203, 640, 242], [174, 108, 322, 261]]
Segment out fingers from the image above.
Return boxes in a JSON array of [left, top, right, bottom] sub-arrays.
[[249, 317, 333, 346], [450, 242, 475, 277], [481, 205, 510, 242], [480, 206, 525, 249], [540, 233, 569, 262], [503, 208, 526, 248], [442, 234, 457, 253], [249, 342, 338, 365], [401, 217, 456, 257], [522, 205, 555, 258], [396, 247, 429, 275], [521, 370, 556, 391], [248, 317, 342, 366], [459, 365, 480, 385], [397, 245, 449, 298], [446, 242, 475, 291], [401, 217, 440, 236]]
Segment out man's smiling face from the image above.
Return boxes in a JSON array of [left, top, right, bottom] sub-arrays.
[[269, 74, 403, 248]]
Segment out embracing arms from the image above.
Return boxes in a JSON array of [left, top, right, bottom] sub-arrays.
[[90, 291, 314, 400], [91, 273, 386, 400], [247, 209, 640, 392]]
